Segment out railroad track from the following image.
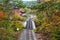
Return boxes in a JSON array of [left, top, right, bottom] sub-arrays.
[[20, 19, 37, 40]]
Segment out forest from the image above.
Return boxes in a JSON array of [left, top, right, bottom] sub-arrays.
[[32, 0, 60, 40], [0, 0, 60, 40]]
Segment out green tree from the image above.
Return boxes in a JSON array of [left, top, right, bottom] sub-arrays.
[[32, 1, 60, 40]]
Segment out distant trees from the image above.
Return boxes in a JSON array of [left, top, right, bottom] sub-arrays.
[[0, 0, 27, 19]]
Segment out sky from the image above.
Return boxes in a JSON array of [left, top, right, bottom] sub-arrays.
[[22, 0, 37, 1]]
